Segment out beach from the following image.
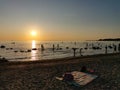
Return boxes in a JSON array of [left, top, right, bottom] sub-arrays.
[[1, 0, 120, 90], [0, 53, 120, 90]]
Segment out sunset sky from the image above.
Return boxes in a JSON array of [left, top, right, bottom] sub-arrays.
[[0, 0, 120, 41]]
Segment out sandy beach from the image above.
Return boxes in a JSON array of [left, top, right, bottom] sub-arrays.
[[0, 53, 120, 90]]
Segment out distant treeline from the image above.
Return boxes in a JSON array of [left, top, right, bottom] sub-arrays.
[[98, 38, 120, 41]]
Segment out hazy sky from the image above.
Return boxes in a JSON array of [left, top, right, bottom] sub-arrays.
[[0, 0, 120, 41]]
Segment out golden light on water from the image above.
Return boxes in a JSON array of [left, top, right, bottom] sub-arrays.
[[31, 40, 37, 61], [32, 40, 36, 48]]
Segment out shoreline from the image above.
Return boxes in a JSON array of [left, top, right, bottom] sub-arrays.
[[0, 53, 120, 69], [1, 52, 120, 64]]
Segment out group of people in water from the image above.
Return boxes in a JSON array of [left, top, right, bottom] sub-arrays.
[[0, 42, 120, 59], [72, 43, 120, 57], [40, 42, 120, 57], [105, 44, 120, 54]]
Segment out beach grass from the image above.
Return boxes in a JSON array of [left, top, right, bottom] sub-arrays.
[[0, 53, 120, 90]]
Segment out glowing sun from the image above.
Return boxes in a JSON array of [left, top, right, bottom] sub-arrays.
[[31, 31, 37, 36]]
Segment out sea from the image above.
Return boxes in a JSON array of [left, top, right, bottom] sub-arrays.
[[0, 40, 120, 61]]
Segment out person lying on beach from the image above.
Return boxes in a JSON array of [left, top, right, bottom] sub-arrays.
[[63, 73, 74, 82], [81, 66, 94, 73], [56, 66, 95, 82]]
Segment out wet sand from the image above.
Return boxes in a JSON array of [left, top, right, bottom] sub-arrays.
[[0, 53, 120, 90]]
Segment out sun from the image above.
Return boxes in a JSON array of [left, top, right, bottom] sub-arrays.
[[31, 31, 37, 36]]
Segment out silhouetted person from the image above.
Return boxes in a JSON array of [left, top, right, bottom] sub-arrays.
[[105, 45, 107, 54], [72, 48, 77, 57], [113, 45, 117, 53], [0, 45, 5, 48], [108, 45, 113, 49], [63, 73, 74, 82], [66, 47, 69, 49], [41, 44, 44, 51], [57, 44, 59, 50], [118, 44, 120, 53], [79, 48, 83, 56], [81, 66, 87, 72]]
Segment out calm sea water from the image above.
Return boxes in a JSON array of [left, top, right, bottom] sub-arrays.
[[0, 41, 120, 61]]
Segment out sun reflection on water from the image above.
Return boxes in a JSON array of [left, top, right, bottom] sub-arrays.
[[31, 40, 37, 61]]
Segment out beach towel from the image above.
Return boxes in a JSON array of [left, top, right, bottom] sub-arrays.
[[56, 71, 97, 87]]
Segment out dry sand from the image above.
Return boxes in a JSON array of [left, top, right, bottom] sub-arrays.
[[0, 53, 120, 90]]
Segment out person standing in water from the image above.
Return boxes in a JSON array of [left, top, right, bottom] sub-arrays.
[[118, 44, 120, 53], [105, 45, 108, 54]]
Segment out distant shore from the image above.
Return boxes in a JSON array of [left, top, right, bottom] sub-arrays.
[[0, 53, 120, 90], [98, 38, 120, 41]]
